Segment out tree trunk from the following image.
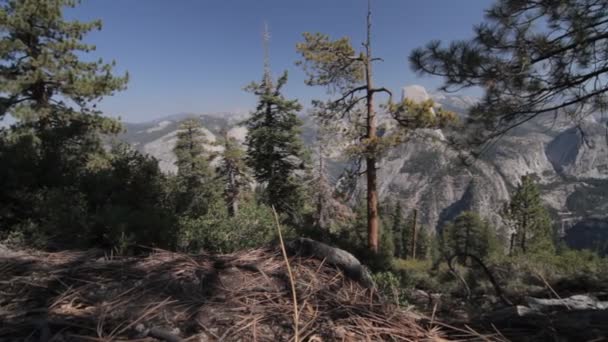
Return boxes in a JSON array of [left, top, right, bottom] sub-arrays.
[[228, 170, 239, 217], [411, 208, 418, 259], [522, 213, 527, 254], [316, 146, 326, 229], [364, 0, 379, 253], [367, 157, 379, 252], [464, 220, 470, 265]]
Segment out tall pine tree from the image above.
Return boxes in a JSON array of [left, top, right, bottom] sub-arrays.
[[400, 209, 430, 260], [442, 211, 496, 263], [296, 0, 454, 253], [216, 131, 251, 217], [504, 175, 554, 255], [391, 202, 404, 258], [0, 0, 128, 180], [0, 0, 128, 120], [245, 25, 308, 222], [0, 0, 128, 241], [173, 118, 218, 217]]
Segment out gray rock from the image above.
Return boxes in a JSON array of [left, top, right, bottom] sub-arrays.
[[285, 238, 374, 288], [526, 294, 608, 311]]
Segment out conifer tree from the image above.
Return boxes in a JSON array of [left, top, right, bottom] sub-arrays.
[[0, 0, 128, 242], [391, 202, 404, 258], [416, 227, 430, 260], [0, 0, 128, 175], [245, 28, 308, 221], [0, 0, 128, 119], [296, 0, 454, 253], [409, 0, 608, 145], [296, 2, 388, 253], [442, 211, 495, 263], [216, 131, 251, 217], [401, 209, 430, 260], [504, 175, 554, 255], [173, 118, 218, 217]]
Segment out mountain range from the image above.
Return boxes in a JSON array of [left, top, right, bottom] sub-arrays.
[[116, 85, 608, 253]]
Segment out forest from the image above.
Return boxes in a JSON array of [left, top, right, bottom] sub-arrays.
[[1, 0, 608, 341]]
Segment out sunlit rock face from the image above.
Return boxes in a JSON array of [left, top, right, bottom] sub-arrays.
[[355, 86, 607, 241], [401, 85, 431, 103]]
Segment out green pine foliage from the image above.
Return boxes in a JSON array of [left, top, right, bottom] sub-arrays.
[[173, 118, 220, 217], [296, 10, 456, 254], [0, 0, 128, 121], [504, 175, 555, 255], [391, 202, 404, 258], [177, 198, 278, 254], [337, 198, 394, 271], [415, 227, 430, 260], [216, 131, 252, 217], [0, 0, 141, 249], [400, 210, 430, 260], [442, 211, 498, 263], [409, 0, 608, 145], [244, 71, 309, 223], [83, 143, 177, 250]]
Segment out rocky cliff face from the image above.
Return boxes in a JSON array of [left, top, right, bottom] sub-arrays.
[[369, 87, 608, 244], [372, 134, 511, 232], [117, 86, 608, 249]]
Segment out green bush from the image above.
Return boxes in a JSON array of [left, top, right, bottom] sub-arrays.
[[372, 271, 409, 306], [177, 199, 281, 254], [392, 258, 445, 293]]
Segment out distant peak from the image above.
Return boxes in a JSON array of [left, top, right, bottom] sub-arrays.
[[401, 85, 430, 103]]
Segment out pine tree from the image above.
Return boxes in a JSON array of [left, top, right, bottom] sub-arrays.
[[409, 0, 608, 145], [216, 131, 251, 217], [401, 209, 430, 260], [296, 2, 388, 253], [0, 0, 128, 118], [442, 211, 495, 263], [296, 0, 454, 253], [244, 70, 308, 221], [0, 0, 128, 242], [428, 231, 442, 264], [416, 227, 430, 260], [0, 0, 127, 175], [391, 202, 404, 258], [173, 118, 218, 217], [504, 175, 554, 255]]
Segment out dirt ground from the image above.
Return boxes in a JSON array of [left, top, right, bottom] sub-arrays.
[[0, 244, 477, 341]]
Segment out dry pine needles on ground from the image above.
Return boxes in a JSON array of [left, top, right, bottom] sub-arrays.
[[0, 243, 502, 342]]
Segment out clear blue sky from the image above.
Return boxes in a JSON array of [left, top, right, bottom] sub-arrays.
[[66, 0, 492, 123]]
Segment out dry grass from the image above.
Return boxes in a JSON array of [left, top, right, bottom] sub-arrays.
[[0, 244, 502, 341]]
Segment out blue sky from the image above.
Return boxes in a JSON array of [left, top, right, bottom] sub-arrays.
[[66, 0, 492, 123]]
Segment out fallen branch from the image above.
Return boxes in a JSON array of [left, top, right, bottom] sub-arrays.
[[446, 253, 513, 306]]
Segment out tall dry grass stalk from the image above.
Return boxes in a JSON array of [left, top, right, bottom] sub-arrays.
[[272, 206, 299, 342]]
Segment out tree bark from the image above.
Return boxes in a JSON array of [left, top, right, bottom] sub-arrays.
[[364, 0, 379, 253]]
